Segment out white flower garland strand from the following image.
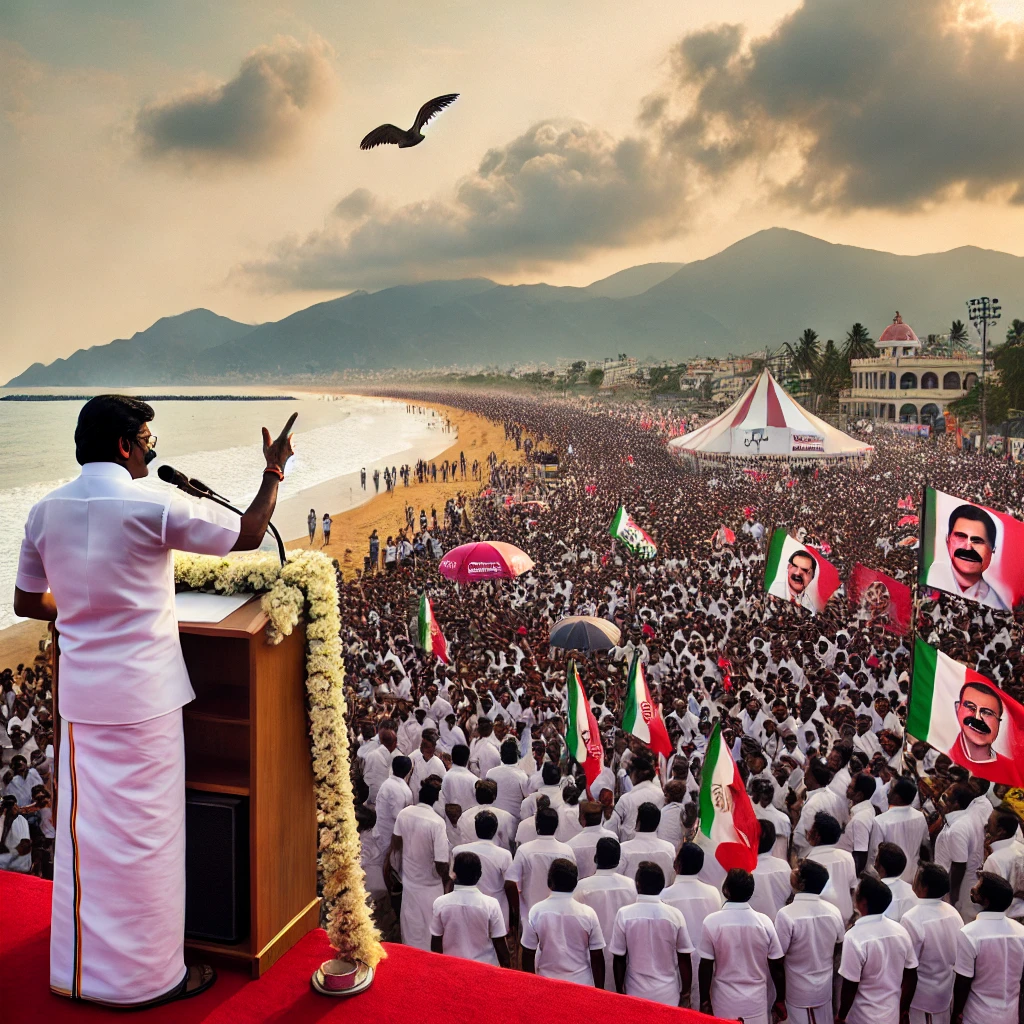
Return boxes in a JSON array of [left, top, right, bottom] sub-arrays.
[[174, 549, 384, 967]]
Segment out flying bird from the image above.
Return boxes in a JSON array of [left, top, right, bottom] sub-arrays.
[[359, 93, 459, 150]]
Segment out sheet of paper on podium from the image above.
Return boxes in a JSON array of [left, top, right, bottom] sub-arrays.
[[175, 590, 254, 624]]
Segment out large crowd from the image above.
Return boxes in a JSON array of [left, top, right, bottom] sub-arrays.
[[4, 388, 1024, 1022], [343, 390, 1024, 1024]]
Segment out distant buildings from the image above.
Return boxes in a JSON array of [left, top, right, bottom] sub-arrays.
[[838, 312, 985, 427]]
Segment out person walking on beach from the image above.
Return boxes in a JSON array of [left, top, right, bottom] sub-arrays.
[[307, 508, 317, 546], [322, 512, 332, 548], [361, 467, 366, 490], [369, 530, 380, 572], [373, 469, 380, 493]]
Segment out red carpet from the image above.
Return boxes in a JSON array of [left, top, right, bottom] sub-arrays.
[[1, 873, 728, 1022]]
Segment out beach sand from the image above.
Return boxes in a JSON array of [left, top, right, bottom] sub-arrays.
[[285, 401, 525, 578], [0, 401, 523, 668]]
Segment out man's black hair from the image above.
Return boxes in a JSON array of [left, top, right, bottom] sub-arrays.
[[75, 395, 155, 465], [757, 819, 776, 855], [915, 862, 950, 899], [595, 836, 621, 870], [635, 861, 666, 895], [474, 809, 498, 841], [675, 842, 704, 875], [857, 875, 892, 916], [796, 859, 829, 895], [453, 851, 482, 886], [789, 550, 817, 578], [451, 744, 470, 767], [948, 504, 997, 549]]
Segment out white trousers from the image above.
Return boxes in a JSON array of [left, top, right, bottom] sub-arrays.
[[51, 711, 186, 1005], [400, 880, 442, 950], [786, 1002, 833, 1024]]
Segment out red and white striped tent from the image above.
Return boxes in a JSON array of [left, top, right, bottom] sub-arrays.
[[669, 370, 872, 460]]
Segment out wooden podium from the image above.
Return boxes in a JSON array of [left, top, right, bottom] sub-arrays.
[[178, 597, 320, 977]]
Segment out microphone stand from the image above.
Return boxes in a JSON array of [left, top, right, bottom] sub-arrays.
[[198, 489, 287, 567]]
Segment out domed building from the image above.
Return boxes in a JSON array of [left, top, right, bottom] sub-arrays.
[[839, 311, 986, 429]]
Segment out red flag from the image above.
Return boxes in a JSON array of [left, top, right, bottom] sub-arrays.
[[897, 514, 919, 527], [847, 563, 913, 635]]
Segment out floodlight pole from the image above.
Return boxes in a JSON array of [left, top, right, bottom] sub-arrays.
[[967, 296, 1001, 454]]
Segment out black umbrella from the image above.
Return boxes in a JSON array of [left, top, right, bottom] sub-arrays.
[[548, 615, 621, 652]]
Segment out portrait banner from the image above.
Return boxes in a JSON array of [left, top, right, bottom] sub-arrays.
[[908, 639, 1024, 787], [919, 486, 1024, 611], [763, 529, 841, 614], [847, 563, 912, 635]]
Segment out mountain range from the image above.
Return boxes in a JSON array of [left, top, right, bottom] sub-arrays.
[[7, 229, 1023, 386]]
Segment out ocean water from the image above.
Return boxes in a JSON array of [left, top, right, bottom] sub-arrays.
[[0, 388, 451, 630]]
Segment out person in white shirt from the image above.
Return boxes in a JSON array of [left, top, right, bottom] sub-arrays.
[[440, 744, 477, 813], [522, 858, 606, 988], [485, 739, 530, 821], [837, 875, 919, 1024], [437, 713, 467, 754], [369, 756, 413, 864], [429, 851, 510, 967], [567, 801, 615, 879], [661, 842, 723, 1008], [573, 836, 638, 991], [3, 753, 43, 810], [751, 778, 791, 861], [867, 777, 928, 882], [506, 807, 576, 919], [749, 821, 793, 922], [952, 872, 1024, 1024], [469, 718, 501, 779], [609, 757, 665, 842], [900, 862, 962, 1024], [793, 761, 846, 857], [807, 811, 857, 925], [876, 842, 918, 923], [14, 396, 293, 1007], [982, 809, 1024, 921], [396, 705, 426, 756], [362, 727, 398, 807], [654, 779, 687, 852], [617, 802, 676, 885], [775, 859, 845, 1024], [386, 779, 451, 950], [698, 868, 787, 1024], [0, 795, 32, 872], [520, 762, 565, 819], [842, 772, 878, 875], [935, 783, 984, 919], [408, 733, 447, 801], [450, 810, 517, 933], [458, 780, 516, 852], [609, 861, 694, 1007]]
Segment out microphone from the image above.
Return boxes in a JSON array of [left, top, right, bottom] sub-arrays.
[[158, 464, 208, 499], [157, 463, 286, 565]]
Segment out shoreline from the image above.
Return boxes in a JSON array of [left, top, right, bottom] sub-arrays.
[[282, 397, 525, 577], [0, 396, 522, 666]]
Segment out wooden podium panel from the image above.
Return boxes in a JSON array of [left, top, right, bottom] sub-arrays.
[[179, 597, 320, 977]]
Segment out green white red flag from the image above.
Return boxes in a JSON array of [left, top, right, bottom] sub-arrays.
[[565, 659, 604, 794], [763, 528, 842, 614], [699, 722, 759, 871], [609, 505, 657, 559], [622, 651, 673, 758], [908, 639, 1024, 787], [417, 594, 450, 664]]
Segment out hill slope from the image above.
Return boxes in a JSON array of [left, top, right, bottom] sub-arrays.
[[8, 230, 1023, 384]]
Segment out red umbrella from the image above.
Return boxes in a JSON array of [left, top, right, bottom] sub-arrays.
[[438, 541, 534, 583]]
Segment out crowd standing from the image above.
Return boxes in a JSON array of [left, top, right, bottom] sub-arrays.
[[5, 388, 1024, 1021], [345, 390, 1024, 1023]]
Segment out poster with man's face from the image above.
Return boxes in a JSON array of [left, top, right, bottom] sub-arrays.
[[764, 529, 840, 615], [847, 563, 912, 635], [920, 487, 1024, 611]]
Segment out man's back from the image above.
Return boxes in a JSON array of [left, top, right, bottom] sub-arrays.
[[17, 465, 239, 724], [900, 898, 962, 1017], [394, 804, 447, 887], [608, 896, 693, 1006], [618, 834, 676, 886], [485, 763, 529, 819], [838, 913, 918, 1024], [699, 901, 783, 1019], [508, 836, 575, 914], [574, 868, 638, 990], [429, 885, 505, 966], [750, 853, 793, 921], [955, 911, 1024, 1024], [567, 824, 615, 879], [808, 844, 857, 922], [869, 804, 928, 880], [522, 892, 604, 985], [774, 893, 844, 1010]]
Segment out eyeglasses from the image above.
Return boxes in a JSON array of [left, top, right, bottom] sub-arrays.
[[959, 700, 1000, 722], [135, 434, 157, 450]]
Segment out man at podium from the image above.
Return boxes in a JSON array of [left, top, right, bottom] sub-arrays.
[[13, 395, 296, 1008]]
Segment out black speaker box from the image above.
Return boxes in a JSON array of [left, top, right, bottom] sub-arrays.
[[185, 791, 250, 944]]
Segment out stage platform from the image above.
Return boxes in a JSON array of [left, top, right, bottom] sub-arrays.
[[1, 873, 726, 1023]]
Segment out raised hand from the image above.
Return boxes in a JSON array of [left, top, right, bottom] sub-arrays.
[[263, 412, 298, 471]]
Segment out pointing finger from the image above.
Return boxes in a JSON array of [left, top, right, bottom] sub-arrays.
[[262, 427, 272, 447], [279, 412, 298, 440]]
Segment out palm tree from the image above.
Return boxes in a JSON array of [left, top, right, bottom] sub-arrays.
[[1006, 319, 1024, 347], [783, 328, 821, 377], [843, 322, 876, 361], [807, 339, 850, 412], [948, 319, 970, 355]]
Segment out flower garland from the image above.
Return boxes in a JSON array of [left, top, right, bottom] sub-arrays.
[[174, 549, 384, 968]]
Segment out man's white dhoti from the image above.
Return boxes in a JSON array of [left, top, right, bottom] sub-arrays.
[[400, 881, 443, 950], [786, 1003, 833, 1024], [51, 711, 186, 1005]]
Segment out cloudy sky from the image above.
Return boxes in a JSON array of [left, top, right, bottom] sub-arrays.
[[2, 0, 1023, 380]]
